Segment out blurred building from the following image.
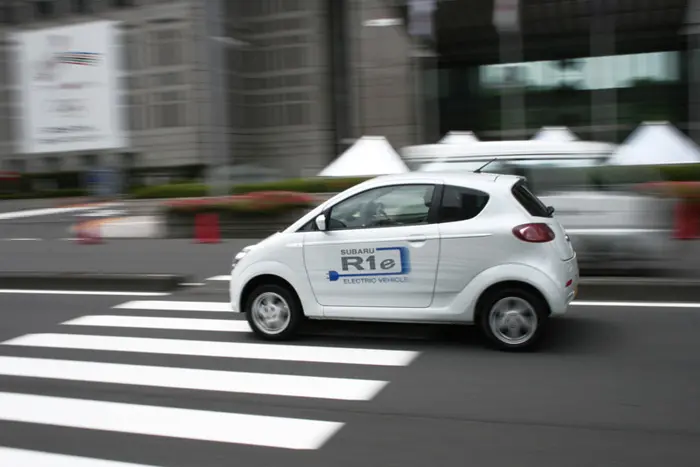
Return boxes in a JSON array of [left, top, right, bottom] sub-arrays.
[[0, 0, 422, 178], [0, 0, 696, 178], [428, 0, 692, 143]]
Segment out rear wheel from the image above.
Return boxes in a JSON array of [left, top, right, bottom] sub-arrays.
[[478, 287, 548, 351], [245, 284, 303, 341]]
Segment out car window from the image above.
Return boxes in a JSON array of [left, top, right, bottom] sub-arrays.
[[328, 184, 435, 231], [438, 185, 490, 223], [511, 181, 552, 218]]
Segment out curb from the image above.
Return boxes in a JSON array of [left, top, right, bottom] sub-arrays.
[[577, 277, 700, 302], [0, 273, 188, 292], [71, 216, 164, 239], [71, 217, 126, 236]]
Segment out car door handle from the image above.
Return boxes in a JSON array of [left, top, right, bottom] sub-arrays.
[[408, 234, 427, 243]]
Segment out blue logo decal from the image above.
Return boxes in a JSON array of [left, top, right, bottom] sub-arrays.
[[327, 246, 410, 281]]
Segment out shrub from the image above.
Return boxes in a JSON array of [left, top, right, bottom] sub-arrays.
[[131, 183, 208, 199], [0, 188, 87, 200], [230, 177, 371, 194], [163, 191, 317, 217], [130, 177, 370, 200]]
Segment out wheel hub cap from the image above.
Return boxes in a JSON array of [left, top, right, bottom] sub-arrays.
[[488, 297, 538, 345], [251, 292, 291, 335]]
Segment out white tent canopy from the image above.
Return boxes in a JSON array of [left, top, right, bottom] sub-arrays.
[[319, 136, 409, 177], [607, 122, 700, 166], [439, 131, 479, 144], [532, 126, 579, 142]]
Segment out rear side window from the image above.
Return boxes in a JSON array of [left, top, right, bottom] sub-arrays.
[[511, 181, 551, 218], [438, 185, 490, 223]]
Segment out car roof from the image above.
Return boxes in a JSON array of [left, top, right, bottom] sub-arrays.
[[366, 171, 522, 190]]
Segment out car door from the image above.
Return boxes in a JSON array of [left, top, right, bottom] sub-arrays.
[[433, 184, 495, 297], [303, 183, 441, 309]]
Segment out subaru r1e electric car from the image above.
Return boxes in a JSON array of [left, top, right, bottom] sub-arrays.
[[229, 172, 579, 351]]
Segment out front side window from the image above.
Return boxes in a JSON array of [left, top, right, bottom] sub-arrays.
[[438, 185, 490, 223], [328, 184, 435, 230]]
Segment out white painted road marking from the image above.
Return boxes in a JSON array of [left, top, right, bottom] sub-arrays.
[[1, 333, 421, 366], [572, 300, 700, 309], [0, 204, 119, 220], [206, 275, 231, 281], [0, 356, 388, 401], [114, 300, 230, 312], [62, 315, 252, 332], [0, 290, 169, 297], [0, 392, 344, 450], [78, 209, 126, 217], [0, 447, 159, 467]]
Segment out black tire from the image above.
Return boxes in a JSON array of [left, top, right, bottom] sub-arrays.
[[477, 287, 549, 352], [244, 283, 304, 341]]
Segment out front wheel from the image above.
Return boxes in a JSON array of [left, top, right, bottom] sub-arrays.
[[244, 284, 303, 341], [478, 288, 548, 351]]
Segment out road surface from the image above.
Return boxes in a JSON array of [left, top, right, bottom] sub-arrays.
[[0, 282, 697, 467]]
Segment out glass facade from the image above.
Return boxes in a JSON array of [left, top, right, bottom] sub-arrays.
[[438, 50, 687, 143]]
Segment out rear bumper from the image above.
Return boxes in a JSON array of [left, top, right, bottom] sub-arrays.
[[550, 254, 579, 316]]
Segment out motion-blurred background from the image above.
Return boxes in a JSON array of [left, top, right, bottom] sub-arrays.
[[2, 0, 700, 276]]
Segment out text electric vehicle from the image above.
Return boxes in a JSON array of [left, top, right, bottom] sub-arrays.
[[229, 171, 578, 351]]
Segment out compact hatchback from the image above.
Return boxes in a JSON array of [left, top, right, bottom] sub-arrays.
[[229, 172, 578, 351]]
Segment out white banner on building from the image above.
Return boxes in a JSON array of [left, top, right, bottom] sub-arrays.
[[14, 20, 126, 154], [493, 0, 520, 32]]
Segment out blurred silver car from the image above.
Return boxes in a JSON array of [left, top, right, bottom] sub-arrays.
[[409, 141, 673, 274]]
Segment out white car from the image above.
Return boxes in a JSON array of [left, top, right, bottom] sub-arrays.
[[229, 172, 579, 351]]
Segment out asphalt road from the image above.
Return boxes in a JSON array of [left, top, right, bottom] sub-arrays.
[[0, 283, 698, 467], [0, 239, 250, 281]]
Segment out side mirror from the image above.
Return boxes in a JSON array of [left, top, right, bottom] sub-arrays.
[[315, 214, 327, 231]]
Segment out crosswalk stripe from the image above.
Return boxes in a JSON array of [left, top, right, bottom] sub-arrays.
[[1, 333, 420, 366], [0, 447, 159, 466], [114, 300, 230, 312], [206, 275, 231, 281], [0, 392, 344, 450], [0, 356, 388, 401], [62, 315, 251, 333]]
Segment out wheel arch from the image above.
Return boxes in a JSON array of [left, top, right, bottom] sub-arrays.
[[473, 280, 552, 324], [239, 274, 302, 314]]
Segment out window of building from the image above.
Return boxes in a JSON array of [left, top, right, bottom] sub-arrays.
[[81, 154, 97, 169], [0, 4, 18, 25], [44, 157, 61, 172], [71, 0, 89, 14], [437, 185, 490, 223], [0, 109, 8, 143], [111, 0, 135, 7], [151, 29, 184, 67], [152, 72, 184, 87], [152, 90, 186, 128], [34, 1, 54, 19], [128, 95, 146, 131], [479, 51, 681, 92], [124, 33, 141, 70]]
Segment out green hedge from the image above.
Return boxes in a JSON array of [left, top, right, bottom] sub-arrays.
[[130, 183, 209, 199], [131, 177, 372, 199], [0, 188, 87, 200], [229, 177, 371, 194]]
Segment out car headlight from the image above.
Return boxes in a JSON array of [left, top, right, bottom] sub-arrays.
[[232, 246, 253, 270]]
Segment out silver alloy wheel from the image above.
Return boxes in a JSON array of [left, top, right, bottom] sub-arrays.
[[250, 292, 291, 335], [488, 296, 538, 345]]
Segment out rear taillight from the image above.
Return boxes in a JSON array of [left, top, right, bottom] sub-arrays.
[[512, 223, 555, 243]]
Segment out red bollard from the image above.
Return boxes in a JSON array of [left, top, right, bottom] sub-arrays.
[[673, 200, 700, 240], [194, 213, 220, 243]]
